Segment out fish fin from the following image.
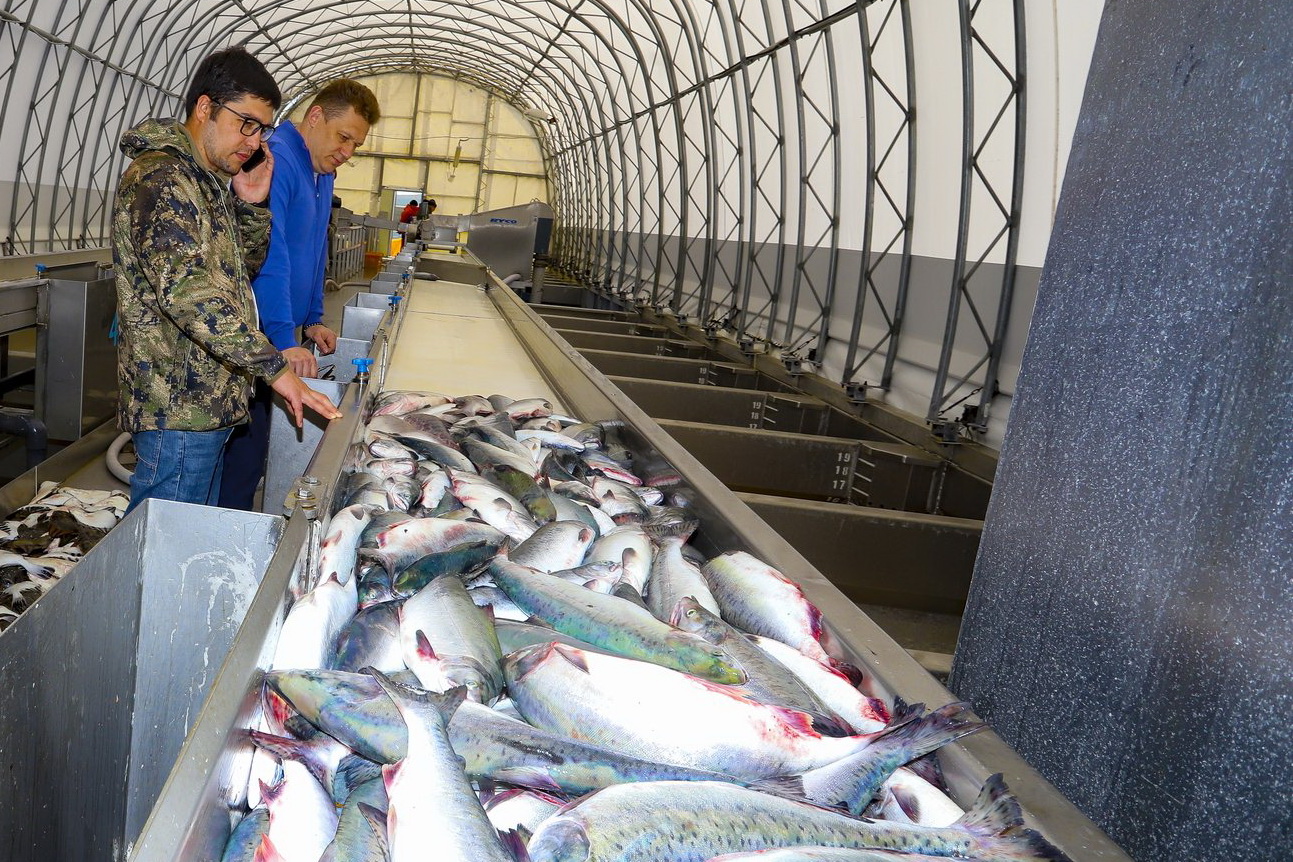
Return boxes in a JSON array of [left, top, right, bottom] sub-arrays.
[[261, 686, 295, 734], [746, 774, 808, 801], [641, 510, 699, 542], [956, 773, 1022, 835], [499, 828, 533, 861], [365, 666, 468, 724], [524, 615, 556, 629], [415, 630, 438, 661], [493, 766, 567, 795], [246, 729, 296, 759], [806, 712, 860, 739], [904, 749, 949, 790], [551, 642, 590, 673], [357, 802, 390, 854], [882, 701, 985, 757], [957, 774, 1074, 861], [476, 777, 502, 804], [257, 777, 281, 806], [765, 704, 822, 735], [253, 833, 284, 862], [333, 754, 383, 804], [828, 656, 866, 687]]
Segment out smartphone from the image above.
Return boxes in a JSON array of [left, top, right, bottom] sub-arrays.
[[242, 146, 267, 173]]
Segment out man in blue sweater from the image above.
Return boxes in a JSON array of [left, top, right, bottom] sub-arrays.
[[219, 79, 381, 510]]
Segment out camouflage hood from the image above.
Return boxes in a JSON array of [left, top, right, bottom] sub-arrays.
[[120, 117, 200, 167]]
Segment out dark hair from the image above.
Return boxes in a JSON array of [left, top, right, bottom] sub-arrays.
[[407, 199, 419, 206], [183, 47, 281, 118], [310, 79, 381, 125], [428, 199, 437, 209]]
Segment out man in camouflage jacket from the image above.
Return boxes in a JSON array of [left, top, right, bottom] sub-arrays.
[[113, 47, 340, 514]]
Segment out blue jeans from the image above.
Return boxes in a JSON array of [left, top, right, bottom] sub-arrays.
[[127, 428, 234, 515]]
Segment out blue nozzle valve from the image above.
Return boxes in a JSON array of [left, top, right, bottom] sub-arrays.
[[389, 294, 403, 310], [352, 357, 374, 383]]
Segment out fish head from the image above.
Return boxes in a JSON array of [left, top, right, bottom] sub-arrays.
[[440, 655, 500, 704], [665, 631, 747, 685], [527, 816, 592, 862], [667, 595, 722, 637]]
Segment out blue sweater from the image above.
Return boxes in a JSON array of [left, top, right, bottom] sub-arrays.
[[253, 121, 333, 350]]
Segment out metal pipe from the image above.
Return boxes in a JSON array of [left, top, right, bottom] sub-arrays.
[[0, 409, 48, 469]]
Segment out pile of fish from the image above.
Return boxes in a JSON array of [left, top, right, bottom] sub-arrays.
[[225, 390, 1070, 861], [0, 482, 127, 631]]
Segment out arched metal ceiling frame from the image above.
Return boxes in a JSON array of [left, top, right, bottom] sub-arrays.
[[929, 0, 1026, 431], [18, 0, 655, 255], [0, 0, 1025, 438], [842, 0, 916, 391]]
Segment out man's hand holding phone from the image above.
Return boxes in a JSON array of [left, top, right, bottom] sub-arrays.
[[232, 143, 273, 205]]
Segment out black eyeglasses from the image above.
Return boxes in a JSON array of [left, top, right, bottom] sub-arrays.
[[210, 101, 276, 141]]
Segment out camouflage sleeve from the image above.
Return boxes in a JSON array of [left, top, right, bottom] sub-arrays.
[[127, 159, 286, 383], [235, 197, 272, 278]]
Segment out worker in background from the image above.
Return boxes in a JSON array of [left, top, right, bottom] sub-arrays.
[[399, 198, 420, 223], [113, 47, 341, 515], [219, 78, 382, 510]]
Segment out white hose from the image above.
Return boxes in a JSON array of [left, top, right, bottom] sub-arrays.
[[106, 432, 134, 484]]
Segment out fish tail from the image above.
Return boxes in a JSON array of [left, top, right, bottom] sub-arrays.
[[874, 701, 986, 760], [365, 667, 468, 724], [642, 510, 699, 542], [499, 828, 533, 861], [959, 774, 1074, 862]]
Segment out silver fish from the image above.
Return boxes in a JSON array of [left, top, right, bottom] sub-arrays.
[[516, 429, 586, 452], [749, 636, 890, 733], [585, 525, 653, 593], [671, 597, 853, 733], [590, 477, 648, 524], [505, 397, 553, 421], [331, 599, 406, 674], [319, 504, 385, 585], [400, 575, 504, 703], [319, 777, 388, 862], [362, 517, 508, 577], [702, 551, 835, 665], [799, 703, 984, 815], [449, 471, 538, 544], [509, 520, 596, 573], [643, 512, 720, 621], [220, 807, 269, 862], [259, 758, 339, 862], [461, 437, 542, 479], [504, 643, 868, 779], [368, 672, 516, 862], [525, 776, 1070, 862], [372, 390, 453, 416], [489, 558, 745, 683]]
